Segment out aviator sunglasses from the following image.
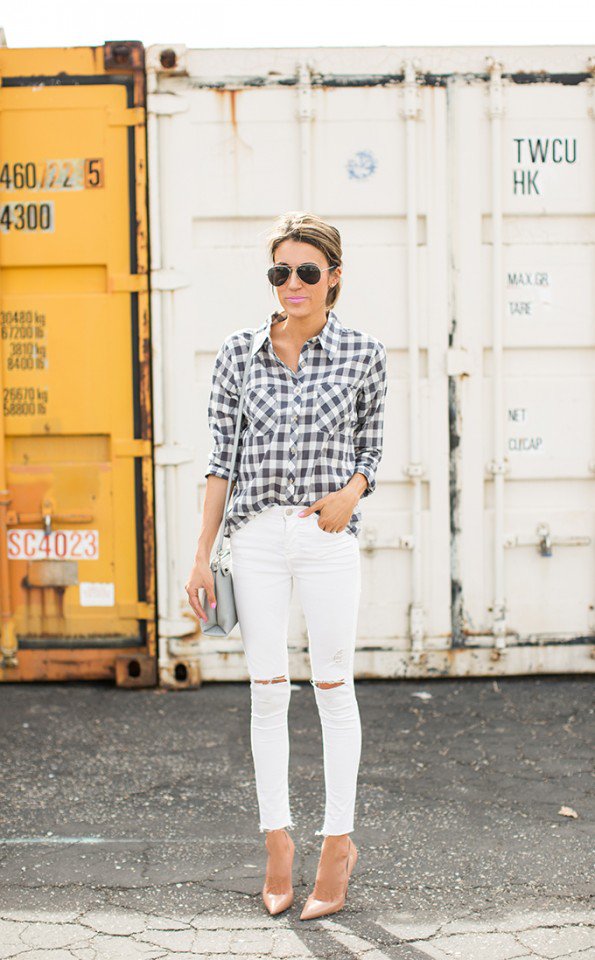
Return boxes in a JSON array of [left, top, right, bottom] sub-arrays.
[[267, 262, 338, 287]]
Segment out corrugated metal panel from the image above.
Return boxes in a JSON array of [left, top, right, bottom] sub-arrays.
[[450, 67, 595, 653], [146, 45, 595, 682], [0, 43, 157, 684]]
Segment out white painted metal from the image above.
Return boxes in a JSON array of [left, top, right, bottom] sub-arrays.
[[403, 60, 425, 657], [449, 57, 595, 658], [146, 45, 595, 684], [488, 58, 507, 649]]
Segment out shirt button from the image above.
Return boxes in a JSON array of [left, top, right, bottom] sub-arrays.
[[285, 507, 293, 515], [292, 414, 298, 422], [290, 446, 296, 455]]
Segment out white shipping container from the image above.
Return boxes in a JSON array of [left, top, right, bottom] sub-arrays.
[[146, 45, 595, 686]]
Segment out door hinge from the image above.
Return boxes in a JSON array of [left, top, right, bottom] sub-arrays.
[[154, 445, 194, 466], [118, 601, 156, 620], [107, 106, 145, 127], [112, 439, 152, 458], [108, 273, 149, 293], [446, 347, 474, 376], [151, 269, 189, 291], [147, 93, 189, 116]]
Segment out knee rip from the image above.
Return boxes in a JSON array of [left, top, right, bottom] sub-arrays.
[[252, 675, 288, 684], [251, 676, 346, 689], [310, 678, 346, 689]]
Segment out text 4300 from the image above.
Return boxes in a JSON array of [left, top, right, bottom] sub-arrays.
[[0, 202, 54, 232]]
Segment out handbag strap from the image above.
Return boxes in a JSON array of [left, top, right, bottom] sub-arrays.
[[214, 328, 258, 557]]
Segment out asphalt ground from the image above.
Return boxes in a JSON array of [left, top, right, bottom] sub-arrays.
[[0, 675, 593, 959]]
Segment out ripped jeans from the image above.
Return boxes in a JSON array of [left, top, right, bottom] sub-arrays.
[[229, 503, 362, 837]]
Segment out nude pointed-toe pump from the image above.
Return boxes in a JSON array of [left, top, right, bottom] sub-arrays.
[[262, 828, 295, 916], [300, 836, 358, 921]]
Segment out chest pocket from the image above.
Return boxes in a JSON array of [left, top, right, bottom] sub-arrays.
[[316, 381, 356, 433], [244, 383, 279, 436]]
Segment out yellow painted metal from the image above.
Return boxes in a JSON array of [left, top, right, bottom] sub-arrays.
[[0, 43, 156, 681]]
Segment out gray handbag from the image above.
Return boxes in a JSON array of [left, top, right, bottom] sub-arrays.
[[200, 329, 258, 637]]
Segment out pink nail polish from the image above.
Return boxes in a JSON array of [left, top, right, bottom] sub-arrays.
[[211, 601, 217, 608], [298, 511, 306, 517]]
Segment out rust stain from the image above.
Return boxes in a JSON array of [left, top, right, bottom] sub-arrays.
[[0, 647, 143, 682], [213, 88, 240, 129], [229, 89, 238, 128]]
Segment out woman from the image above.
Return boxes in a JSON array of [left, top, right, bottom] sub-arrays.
[[186, 211, 387, 920]]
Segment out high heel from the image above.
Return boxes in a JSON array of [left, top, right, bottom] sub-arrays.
[[262, 828, 295, 916], [299, 836, 358, 920]]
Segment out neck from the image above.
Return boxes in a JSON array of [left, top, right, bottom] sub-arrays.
[[273, 306, 330, 340]]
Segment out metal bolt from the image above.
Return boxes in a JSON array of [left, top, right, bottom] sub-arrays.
[[160, 48, 178, 69], [111, 45, 131, 65]]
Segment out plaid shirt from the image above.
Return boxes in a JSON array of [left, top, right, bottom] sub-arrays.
[[205, 309, 387, 539]]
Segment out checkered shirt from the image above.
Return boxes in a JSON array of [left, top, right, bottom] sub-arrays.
[[205, 309, 387, 539]]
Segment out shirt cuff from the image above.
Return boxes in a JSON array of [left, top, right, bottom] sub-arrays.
[[353, 464, 376, 498], [205, 466, 233, 481]]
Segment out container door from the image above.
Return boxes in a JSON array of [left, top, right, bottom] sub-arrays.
[[146, 49, 451, 682], [451, 72, 595, 662], [0, 43, 156, 683]]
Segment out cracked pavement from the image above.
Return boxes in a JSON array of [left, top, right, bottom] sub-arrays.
[[0, 676, 593, 959]]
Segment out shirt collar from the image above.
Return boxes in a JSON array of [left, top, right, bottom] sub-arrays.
[[252, 309, 341, 361]]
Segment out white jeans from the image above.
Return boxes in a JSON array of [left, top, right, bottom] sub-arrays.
[[229, 502, 362, 837]]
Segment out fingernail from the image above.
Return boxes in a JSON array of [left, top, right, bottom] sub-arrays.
[[298, 511, 306, 517], [210, 601, 217, 608]]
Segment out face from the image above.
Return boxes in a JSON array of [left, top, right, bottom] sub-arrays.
[[271, 239, 341, 320]]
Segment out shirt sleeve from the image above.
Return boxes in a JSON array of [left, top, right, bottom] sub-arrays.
[[205, 339, 243, 482], [352, 341, 388, 498]]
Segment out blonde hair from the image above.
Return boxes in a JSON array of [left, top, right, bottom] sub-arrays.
[[264, 211, 342, 311]]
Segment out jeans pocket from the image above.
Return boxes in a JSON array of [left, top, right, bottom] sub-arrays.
[[308, 513, 350, 538]]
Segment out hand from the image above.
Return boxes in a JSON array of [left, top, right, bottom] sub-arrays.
[[185, 558, 216, 625], [298, 489, 359, 533]]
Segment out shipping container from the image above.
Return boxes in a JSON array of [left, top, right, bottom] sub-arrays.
[[0, 43, 157, 684], [1, 43, 593, 688], [146, 44, 595, 684]]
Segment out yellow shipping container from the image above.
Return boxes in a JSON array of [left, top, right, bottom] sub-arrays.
[[0, 42, 156, 684]]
